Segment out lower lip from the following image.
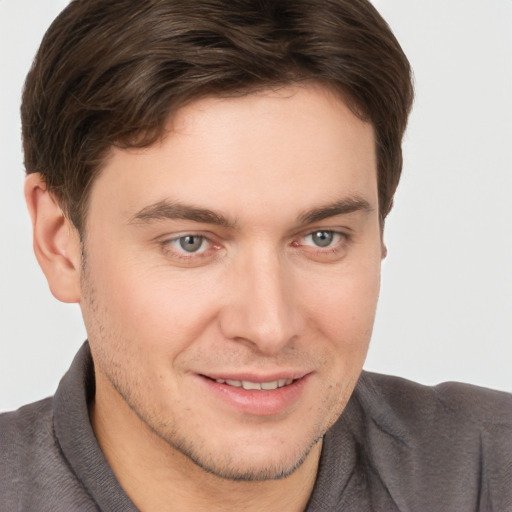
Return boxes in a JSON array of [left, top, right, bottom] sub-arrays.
[[198, 374, 311, 416]]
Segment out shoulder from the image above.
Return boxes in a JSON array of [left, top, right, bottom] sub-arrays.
[[0, 398, 98, 512], [0, 397, 55, 467], [349, 372, 512, 510], [360, 371, 512, 431]]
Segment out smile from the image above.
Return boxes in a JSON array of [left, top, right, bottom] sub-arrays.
[[214, 378, 294, 390], [199, 372, 312, 416]]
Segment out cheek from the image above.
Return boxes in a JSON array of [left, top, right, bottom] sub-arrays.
[[86, 253, 223, 354], [303, 259, 381, 351]]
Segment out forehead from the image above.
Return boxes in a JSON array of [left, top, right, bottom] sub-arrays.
[[89, 84, 377, 225]]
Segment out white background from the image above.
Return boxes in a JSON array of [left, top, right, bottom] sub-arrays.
[[1, 0, 511, 411]]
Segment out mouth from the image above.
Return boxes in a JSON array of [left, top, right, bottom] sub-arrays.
[[198, 373, 310, 416]]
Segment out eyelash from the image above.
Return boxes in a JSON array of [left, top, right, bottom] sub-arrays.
[[160, 229, 350, 262]]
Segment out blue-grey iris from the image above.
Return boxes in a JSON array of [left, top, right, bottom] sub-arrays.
[[312, 231, 333, 247], [179, 235, 203, 252]]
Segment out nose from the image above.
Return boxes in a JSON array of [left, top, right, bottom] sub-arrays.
[[218, 246, 302, 354]]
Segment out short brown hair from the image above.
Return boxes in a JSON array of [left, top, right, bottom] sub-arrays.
[[21, 0, 413, 233]]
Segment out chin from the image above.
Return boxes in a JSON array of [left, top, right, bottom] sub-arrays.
[[170, 433, 323, 482], [154, 420, 322, 482]]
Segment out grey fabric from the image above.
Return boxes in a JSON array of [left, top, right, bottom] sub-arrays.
[[0, 343, 137, 512], [308, 372, 512, 511], [1, 342, 511, 511]]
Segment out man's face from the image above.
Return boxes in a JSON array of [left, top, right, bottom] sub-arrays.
[[80, 84, 382, 480]]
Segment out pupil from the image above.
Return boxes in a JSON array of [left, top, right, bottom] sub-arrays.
[[179, 236, 202, 252], [313, 231, 333, 247]]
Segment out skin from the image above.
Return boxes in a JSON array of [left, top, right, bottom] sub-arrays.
[[26, 84, 383, 511]]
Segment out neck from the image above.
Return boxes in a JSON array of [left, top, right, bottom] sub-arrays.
[[90, 375, 321, 512]]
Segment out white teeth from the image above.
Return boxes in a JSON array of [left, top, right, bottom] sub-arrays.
[[215, 378, 294, 390], [242, 381, 261, 390]]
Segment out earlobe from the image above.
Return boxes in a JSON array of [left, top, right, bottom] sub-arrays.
[[381, 243, 388, 260], [24, 173, 82, 303]]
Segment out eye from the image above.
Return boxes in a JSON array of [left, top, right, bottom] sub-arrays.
[[304, 230, 339, 248], [291, 229, 349, 262], [171, 235, 208, 253], [159, 233, 222, 265]]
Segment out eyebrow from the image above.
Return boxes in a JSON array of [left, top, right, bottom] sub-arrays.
[[129, 200, 237, 229], [130, 195, 374, 229], [297, 196, 374, 224]]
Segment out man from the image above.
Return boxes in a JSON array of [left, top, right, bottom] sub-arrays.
[[1, 0, 510, 511]]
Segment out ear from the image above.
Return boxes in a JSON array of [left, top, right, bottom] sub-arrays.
[[24, 173, 82, 303], [381, 242, 388, 260]]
